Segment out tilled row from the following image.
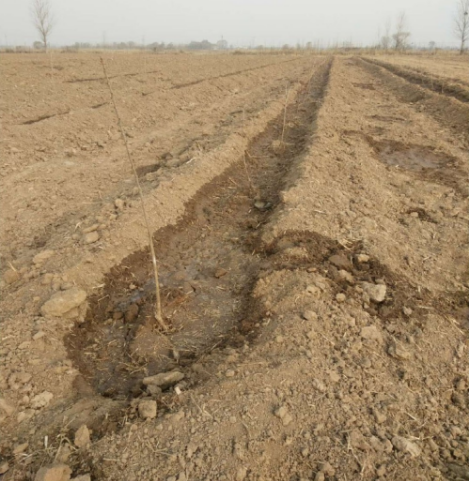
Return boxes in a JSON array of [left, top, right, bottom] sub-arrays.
[[361, 57, 469, 104]]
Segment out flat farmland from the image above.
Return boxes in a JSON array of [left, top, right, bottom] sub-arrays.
[[0, 52, 468, 481]]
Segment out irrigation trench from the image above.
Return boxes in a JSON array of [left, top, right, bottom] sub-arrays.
[[65, 59, 333, 400]]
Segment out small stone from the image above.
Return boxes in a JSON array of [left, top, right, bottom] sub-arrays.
[[320, 462, 335, 476], [362, 282, 387, 303], [369, 436, 384, 452], [329, 254, 352, 270], [143, 371, 185, 390], [314, 473, 325, 481], [376, 465, 386, 476], [388, 341, 411, 360], [13, 442, 29, 455], [236, 467, 247, 481], [225, 370, 235, 378], [17, 409, 34, 423], [147, 385, 162, 396], [391, 436, 421, 457], [40, 288, 87, 318], [3, 269, 20, 284], [0, 398, 14, 416], [447, 464, 469, 479], [33, 331, 46, 340], [403, 307, 413, 316], [74, 425, 91, 449], [271, 139, 285, 154], [360, 325, 384, 344], [275, 406, 293, 426], [356, 254, 370, 263], [17, 372, 32, 384], [82, 224, 99, 234], [71, 476, 91, 481], [138, 400, 157, 419], [302, 310, 317, 321], [33, 250, 55, 265], [338, 270, 354, 283], [373, 409, 387, 424], [83, 231, 99, 245], [31, 391, 53, 409], [114, 198, 125, 210], [254, 200, 271, 211], [451, 392, 467, 408], [306, 285, 321, 298], [214, 268, 228, 279], [455, 377, 467, 392], [348, 429, 370, 451], [312, 378, 327, 393], [275, 406, 288, 419], [0, 462, 9, 474], [34, 465, 72, 481], [275, 335, 284, 343], [409, 211, 419, 218], [335, 293, 346, 303]]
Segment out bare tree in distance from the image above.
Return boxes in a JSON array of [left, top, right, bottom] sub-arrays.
[[392, 12, 411, 51], [381, 18, 392, 50], [31, 0, 55, 52], [454, 0, 469, 54]]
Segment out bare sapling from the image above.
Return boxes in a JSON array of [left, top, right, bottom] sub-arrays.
[[454, 0, 469, 54], [243, 151, 257, 198], [100, 57, 168, 331], [31, 0, 55, 53], [280, 86, 290, 148]]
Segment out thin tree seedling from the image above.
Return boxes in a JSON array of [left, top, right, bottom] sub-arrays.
[[280, 86, 290, 147], [100, 57, 168, 331]]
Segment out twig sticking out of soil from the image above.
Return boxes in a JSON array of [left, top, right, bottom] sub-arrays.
[[100, 57, 168, 331], [243, 151, 257, 198]]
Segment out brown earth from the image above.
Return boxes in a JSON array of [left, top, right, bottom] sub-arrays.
[[368, 54, 469, 85], [0, 52, 468, 481]]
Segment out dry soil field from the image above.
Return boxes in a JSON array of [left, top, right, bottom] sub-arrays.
[[0, 52, 468, 481]]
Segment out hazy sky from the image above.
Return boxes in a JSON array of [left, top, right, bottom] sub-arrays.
[[0, 0, 460, 48]]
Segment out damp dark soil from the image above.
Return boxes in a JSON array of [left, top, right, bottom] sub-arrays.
[[344, 129, 467, 197], [65, 60, 333, 400], [373, 140, 467, 196]]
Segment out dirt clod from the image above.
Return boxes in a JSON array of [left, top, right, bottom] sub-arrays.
[[143, 371, 185, 390], [30, 391, 54, 409], [40, 288, 87, 318], [391, 436, 421, 457], [361, 282, 387, 303], [3, 269, 20, 284], [74, 424, 91, 449], [83, 231, 100, 244], [138, 400, 157, 419], [34, 465, 72, 481]]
